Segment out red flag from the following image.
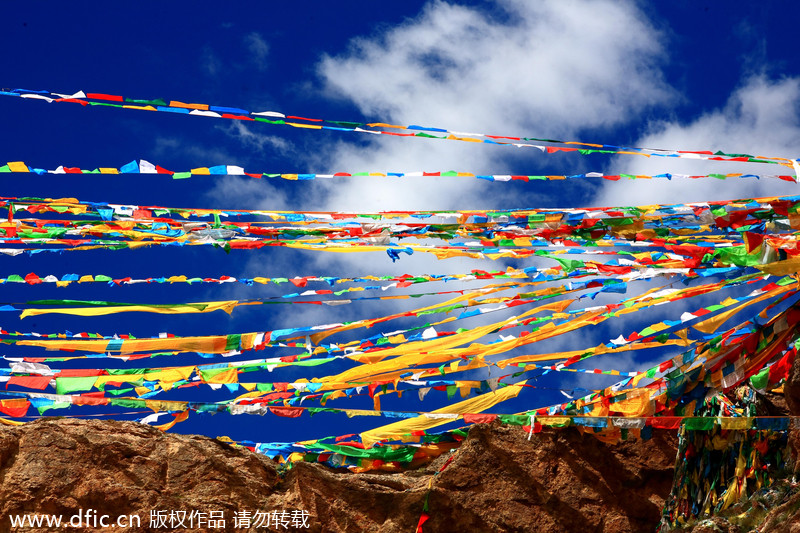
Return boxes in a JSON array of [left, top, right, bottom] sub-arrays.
[[270, 406, 303, 418]]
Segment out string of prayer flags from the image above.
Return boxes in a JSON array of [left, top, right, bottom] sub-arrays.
[[4, 160, 797, 183], [4, 88, 798, 173]]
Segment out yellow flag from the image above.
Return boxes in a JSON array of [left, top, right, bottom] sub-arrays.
[[359, 381, 526, 448]]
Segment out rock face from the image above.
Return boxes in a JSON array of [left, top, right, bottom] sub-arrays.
[[0, 418, 679, 533], [0, 418, 280, 533], [784, 354, 800, 474], [418, 424, 679, 533], [783, 353, 800, 417]]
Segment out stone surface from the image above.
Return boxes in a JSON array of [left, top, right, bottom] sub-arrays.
[[784, 353, 800, 417], [0, 418, 680, 532], [0, 418, 279, 532], [784, 354, 800, 477], [421, 423, 679, 533]]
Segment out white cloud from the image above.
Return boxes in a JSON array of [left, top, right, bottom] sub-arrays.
[[219, 121, 294, 155], [152, 136, 232, 164], [200, 46, 222, 77], [305, 0, 673, 212], [202, 175, 290, 210], [319, 0, 670, 138], [244, 32, 270, 69], [592, 75, 800, 207]]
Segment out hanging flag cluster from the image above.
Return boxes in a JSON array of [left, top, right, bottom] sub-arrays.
[[658, 388, 790, 527], [0, 191, 799, 452], [3, 90, 800, 529], [3, 194, 800, 266]]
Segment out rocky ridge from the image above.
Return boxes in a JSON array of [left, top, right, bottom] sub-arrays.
[[0, 418, 678, 533]]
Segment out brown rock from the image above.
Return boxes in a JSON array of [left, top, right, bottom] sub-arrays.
[[0, 418, 679, 533], [0, 418, 279, 532], [784, 354, 800, 474], [784, 352, 800, 416], [422, 424, 678, 533], [759, 483, 800, 532], [759, 390, 790, 416]]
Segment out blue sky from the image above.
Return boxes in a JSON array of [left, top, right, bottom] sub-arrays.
[[1, 1, 800, 446]]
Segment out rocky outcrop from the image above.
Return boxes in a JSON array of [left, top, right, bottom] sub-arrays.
[[783, 352, 800, 417], [0, 418, 679, 533], [0, 418, 280, 533], [414, 424, 678, 533]]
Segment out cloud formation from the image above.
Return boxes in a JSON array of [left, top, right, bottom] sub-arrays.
[[319, 0, 671, 137], [311, 0, 674, 211], [219, 121, 293, 155], [592, 75, 800, 207], [244, 32, 270, 69]]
